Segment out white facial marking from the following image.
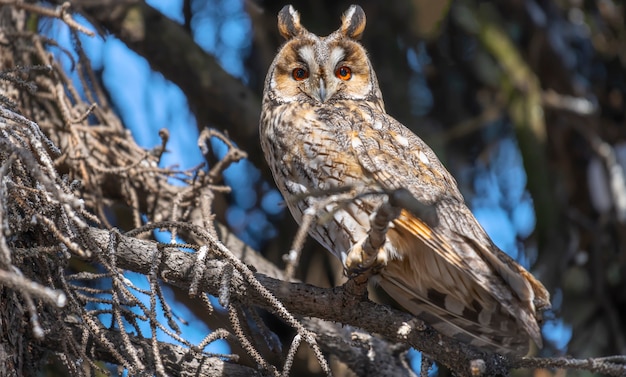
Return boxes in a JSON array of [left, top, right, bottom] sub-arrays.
[[298, 45, 315, 66], [329, 47, 345, 70]]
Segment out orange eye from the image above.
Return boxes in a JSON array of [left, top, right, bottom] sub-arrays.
[[292, 68, 309, 81], [335, 66, 352, 80]]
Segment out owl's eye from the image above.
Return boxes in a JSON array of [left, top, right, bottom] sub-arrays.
[[335, 66, 352, 81], [292, 68, 309, 81]]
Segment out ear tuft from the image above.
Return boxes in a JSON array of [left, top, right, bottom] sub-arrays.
[[341, 5, 366, 40], [277, 5, 304, 40]]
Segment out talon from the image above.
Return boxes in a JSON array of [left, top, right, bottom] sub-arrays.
[[345, 238, 389, 277]]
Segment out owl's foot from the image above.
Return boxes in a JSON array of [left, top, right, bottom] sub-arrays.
[[345, 199, 398, 278], [345, 238, 389, 278]]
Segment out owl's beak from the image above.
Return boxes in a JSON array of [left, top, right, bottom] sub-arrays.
[[316, 78, 327, 103]]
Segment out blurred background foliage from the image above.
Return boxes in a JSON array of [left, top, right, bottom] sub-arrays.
[[42, 0, 626, 375]]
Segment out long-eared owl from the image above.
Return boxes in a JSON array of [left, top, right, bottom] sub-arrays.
[[259, 4, 550, 356]]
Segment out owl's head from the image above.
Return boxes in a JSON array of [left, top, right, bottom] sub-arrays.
[[264, 5, 383, 107]]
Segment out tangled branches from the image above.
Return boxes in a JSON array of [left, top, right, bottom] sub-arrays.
[[1, 2, 625, 377]]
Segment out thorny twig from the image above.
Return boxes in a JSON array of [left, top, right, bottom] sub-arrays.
[[228, 302, 279, 376]]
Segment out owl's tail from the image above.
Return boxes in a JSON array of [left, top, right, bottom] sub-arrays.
[[377, 210, 549, 356]]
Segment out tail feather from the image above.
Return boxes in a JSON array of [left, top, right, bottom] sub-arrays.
[[377, 273, 529, 355], [379, 209, 548, 355]]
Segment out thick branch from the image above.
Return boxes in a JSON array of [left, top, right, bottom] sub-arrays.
[[84, 227, 499, 376], [305, 319, 415, 377], [82, 227, 626, 377]]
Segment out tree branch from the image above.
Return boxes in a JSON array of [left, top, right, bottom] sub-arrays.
[[80, 226, 626, 376]]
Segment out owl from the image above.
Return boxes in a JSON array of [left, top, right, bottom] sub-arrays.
[[260, 4, 551, 356]]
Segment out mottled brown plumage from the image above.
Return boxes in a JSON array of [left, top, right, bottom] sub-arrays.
[[260, 4, 550, 356]]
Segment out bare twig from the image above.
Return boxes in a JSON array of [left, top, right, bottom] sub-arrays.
[[5, 1, 95, 36], [228, 302, 279, 376], [0, 267, 66, 308], [199, 128, 248, 183]]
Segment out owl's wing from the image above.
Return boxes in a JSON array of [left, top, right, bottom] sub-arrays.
[[347, 111, 549, 354]]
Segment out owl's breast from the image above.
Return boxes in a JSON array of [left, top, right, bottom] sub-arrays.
[[260, 102, 379, 258], [261, 102, 368, 195]]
